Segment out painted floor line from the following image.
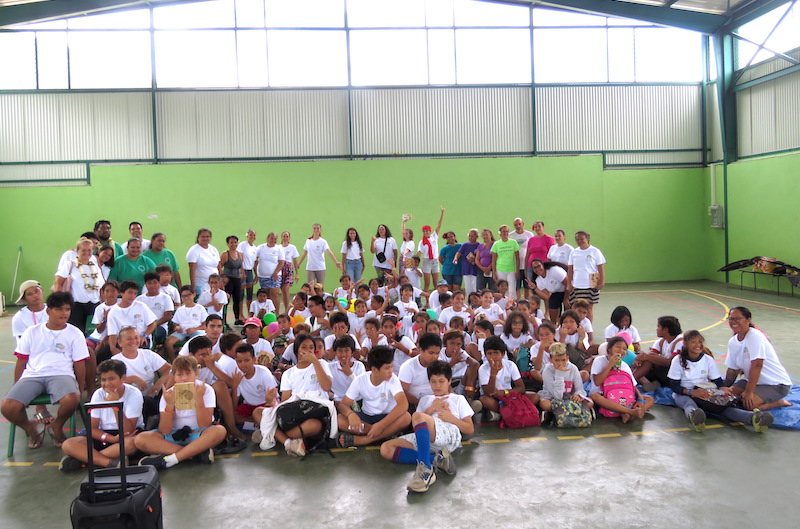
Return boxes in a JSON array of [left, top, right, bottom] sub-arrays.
[[482, 439, 510, 444], [594, 433, 622, 438], [556, 435, 584, 440], [687, 289, 800, 314], [630, 431, 658, 435], [520, 437, 548, 441]]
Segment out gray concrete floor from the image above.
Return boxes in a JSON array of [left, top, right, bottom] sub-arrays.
[[1, 280, 799, 528]]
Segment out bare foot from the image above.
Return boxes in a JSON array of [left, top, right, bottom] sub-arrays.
[[621, 412, 632, 424], [759, 399, 792, 411]]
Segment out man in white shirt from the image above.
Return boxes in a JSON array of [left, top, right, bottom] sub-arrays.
[[509, 218, 533, 300]]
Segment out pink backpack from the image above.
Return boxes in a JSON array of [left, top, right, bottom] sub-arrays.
[[498, 392, 540, 428], [598, 369, 636, 418]]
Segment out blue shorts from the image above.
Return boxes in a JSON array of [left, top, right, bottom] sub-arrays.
[[357, 411, 388, 425], [169, 330, 203, 341], [259, 276, 281, 289], [165, 426, 208, 446], [442, 274, 463, 287]]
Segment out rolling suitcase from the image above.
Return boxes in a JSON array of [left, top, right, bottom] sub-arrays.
[[70, 400, 164, 529]]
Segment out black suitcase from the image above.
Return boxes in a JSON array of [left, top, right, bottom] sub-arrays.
[[70, 400, 164, 528]]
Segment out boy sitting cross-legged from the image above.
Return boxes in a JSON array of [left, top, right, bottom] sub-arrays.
[[380, 360, 475, 493], [335, 346, 411, 448], [59, 359, 143, 471], [135, 355, 226, 469]]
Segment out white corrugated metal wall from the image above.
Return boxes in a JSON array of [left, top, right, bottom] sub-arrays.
[[736, 71, 800, 157]]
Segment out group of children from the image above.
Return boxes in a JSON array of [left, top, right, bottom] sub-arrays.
[[4, 235, 795, 494]]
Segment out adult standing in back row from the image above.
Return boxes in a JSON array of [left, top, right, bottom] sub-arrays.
[[567, 231, 605, 322], [509, 218, 533, 301], [491, 225, 520, 300], [186, 228, 220, 295], [372, 224, 398, 282], [526, 220, 555, 280], [297, 223, 341, 291]]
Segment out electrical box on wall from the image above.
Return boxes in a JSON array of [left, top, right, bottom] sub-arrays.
[[709, 204, 724, 228]]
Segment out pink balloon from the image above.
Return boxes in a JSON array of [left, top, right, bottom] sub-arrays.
[[267, 322, 280, 335], [616, 331, 632, 346]]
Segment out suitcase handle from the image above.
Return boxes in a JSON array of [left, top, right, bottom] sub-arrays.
[[82, 400, 127, 501]]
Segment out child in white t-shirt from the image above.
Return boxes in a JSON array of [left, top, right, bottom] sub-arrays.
[[106, 280, 157, 354], [241, 318, 275, 364], [87, 281, 120, 351], [164, 285, 208, 360], [112, 326, 171, 398], [134, 355, 227, 469], [473, 289, 505, 331], [196, 274, 229, 318], [335, 345, 411, 448], [232, 343, 278, 426], [590, 336, 654, 423], [605, 305, 642, 352], [405, 256, 423, 290], [381, 359, 475, 493], [328, 335, 366, 402], [157, 266, 181, 306], [332, 274, 354, 302], [478, 336, 539, 422], [249, 288, 276, 319], [438, 291, 472, 330], [360, 317, 388, 359], [571, 299, 595, 346], [137, 271, 175, 345]]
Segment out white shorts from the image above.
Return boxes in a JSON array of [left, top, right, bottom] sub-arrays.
[[421, 258, 440, 274], [399, 417, 462, 454]]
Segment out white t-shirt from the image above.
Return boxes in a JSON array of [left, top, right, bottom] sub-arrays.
[[668, 354, 723, 390], [16, 322, 89, 380], [439, 348, 471, 378], [196, 289, 229, 318], [580, 318, 594, 335], [160, 380, 216, 430], [89, 301, 118, 341], [245, 338, 275, 360], [107, 301, 157, 337], [185, 244, 220, 285], [56, 259, 103, 303], [161, 284, 181, 306], [112, 349, 168, 391], [590, 355, 635, 394], [255, 244, 285, 278], [398, 357, 434, 400], [529, 342, 551, 368], [438, 306, 471, 330], [725, 328, 792, 385], [345, 372, 404, 416], [475, 304, 505, 323], [391, 336, 417, 374], [121, 239, 151, 254], [509, 229, 533, 268], [651, 334, 684, 358], [136, 292, 174, 332], [478, 358, 521, 390], [417, 393, 474, 422], [172, 304, 208, 333], [340, 240, 363, 261], [547, 243, 574, 266], [347, 313, 367, 336], [178, 334, 222, 357], [237, 365, 278, 405], [428, 290, 446, 310], [555, 328, 591, 350], [394, 300, 419, 319], [281, 244, 300, 266], [405, 268, 422, 289], [304, 238, 331, 271], [249, 299, 275, 317], [324, 333, 358, 351], [500, 332, 534, 353], [12, 306, 48, 345], [605, 324, 642, 343], [361, 335, 388, 351], [535, 266, 567, 293], [372, 237, 397, 269], [328, 359, 366, 401], [280, 361, 332, 396], [197, 354, 236, 385], [417, 233, 439, 260], [90, 383, 144, 431], [237, 241, 258, 270], [568, 245, 606, 289], [399, 240, 415, 260]]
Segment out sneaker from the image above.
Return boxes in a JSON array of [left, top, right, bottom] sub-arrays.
[[470, 400, 483, 414], [486, 411, 502, 422], [234, 320, 245, 326], [540, 410, 553, 426], [59, 455, 83, 473], [752, 409, 774, 433], [251, 430, 263, 445], [106, 457, 122, 468], [689, 408, 706, 433], [138, 455, 168, 470], [193, 448, 215, 464], [407, 461, 437, 493], [433, 448, 457, 476], [284, 438, 306, 457]]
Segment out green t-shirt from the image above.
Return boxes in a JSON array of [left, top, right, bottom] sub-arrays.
[[143, 249, 180, 272], [108, 255, 157, 292], [490, 239, 520, 273], [99, 240, 124, 258]]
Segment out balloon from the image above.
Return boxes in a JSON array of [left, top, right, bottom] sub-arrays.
[[426, 309, 437, 319], [261, 328, 270, 339], [267, 322, 280, 335], [262, 313, 277, 325], [616, 331, 632, 346], [348, 299, 357, 313], [622, 350, 636, 367], [338, 298, 348, 309], [292, 314, 305, 325]]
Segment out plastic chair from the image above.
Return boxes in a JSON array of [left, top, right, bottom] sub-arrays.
[[7, 394, 77, 457]]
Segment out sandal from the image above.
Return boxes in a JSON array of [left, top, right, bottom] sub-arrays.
[[28, 424, 46, 449], [337, 432, 355, 448], [34, 409, 54, 425], [46, 424, 67, 448]]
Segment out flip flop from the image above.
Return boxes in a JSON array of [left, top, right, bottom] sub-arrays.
[[45, 424, 67, 448], [28, 424, 46, 449], [337, 432, 355, 448], [34, 409, 54, 425]]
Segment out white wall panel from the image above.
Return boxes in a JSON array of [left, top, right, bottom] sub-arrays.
[[705, 82, 723, 162], [156, 90, 349, 159], [604, 151, 703, 166], [737, 49, 800, 85], [737, 71, 800, 157], [536, 85, 703, 152], [0, 163, 87, 187], [0, 93, 152, 162], [351, 87, 532, 155]]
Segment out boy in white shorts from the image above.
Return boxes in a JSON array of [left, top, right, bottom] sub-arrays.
[[380, 360, 475, 493]]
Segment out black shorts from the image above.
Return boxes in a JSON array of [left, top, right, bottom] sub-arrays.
[[548, 291, 565, 310]]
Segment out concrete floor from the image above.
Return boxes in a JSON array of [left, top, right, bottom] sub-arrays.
[[1, 280, 799, 528]]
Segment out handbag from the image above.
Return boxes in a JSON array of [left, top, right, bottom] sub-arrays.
[[376, 237, 388, 263], [691, 389, 740, 415], [550, 398, 593, 428], [58, 261, 75, 293]]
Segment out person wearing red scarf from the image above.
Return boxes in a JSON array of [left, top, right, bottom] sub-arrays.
[[416, 207, 446, 291]]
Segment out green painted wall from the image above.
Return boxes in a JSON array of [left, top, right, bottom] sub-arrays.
[[0, 155, 710, 300]]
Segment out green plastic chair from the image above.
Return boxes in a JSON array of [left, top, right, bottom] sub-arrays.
[[7, 394, 77, 457]]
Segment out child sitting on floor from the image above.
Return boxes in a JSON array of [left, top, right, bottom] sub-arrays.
[[336, 345, 411, 448], [329, 335, 366, 403], [232, 343, 279, 427], [538, 343, 593, 417], [478, 336, 539, 422], [590, 336, 654, 423], [380, 360, 475, 493], [135, 355, 227, 469]]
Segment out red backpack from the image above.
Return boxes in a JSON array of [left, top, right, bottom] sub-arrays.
[[498, 392, 540, 429]]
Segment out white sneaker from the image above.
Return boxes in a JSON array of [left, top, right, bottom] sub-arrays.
[[284, 438, 306, 457], [251, 430, 263, 444], [406, 461, 436, 493], [433, 448, 456, 476], [486, 411, 502, 422]]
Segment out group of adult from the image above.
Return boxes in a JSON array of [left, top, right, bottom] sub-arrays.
[[52, 214, 606, 333]]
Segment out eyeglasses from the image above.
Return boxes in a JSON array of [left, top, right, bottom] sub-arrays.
[[181, 293, 194, 298], [727, 316, 745, 322]]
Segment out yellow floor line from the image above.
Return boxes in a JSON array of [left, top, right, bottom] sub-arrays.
[[630, 431, 658, 435], [215, 454, 239, 459], [705, 424, 725, 429], [252, 452, 278, 456], [665, 427, 692, 432], [461, 441, 472, 446], [688, 289, 800, 313], [594, 433, 622, 438], [519, 437, 547, 441], [729, 422, 745, 426], [4, 462, 33, 467], [42, 462, 60, 467], [557, 435, 585, 440], [482, 439, 510, 444], [365, 446, 380, 451], [330, 448, 356, 453]]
